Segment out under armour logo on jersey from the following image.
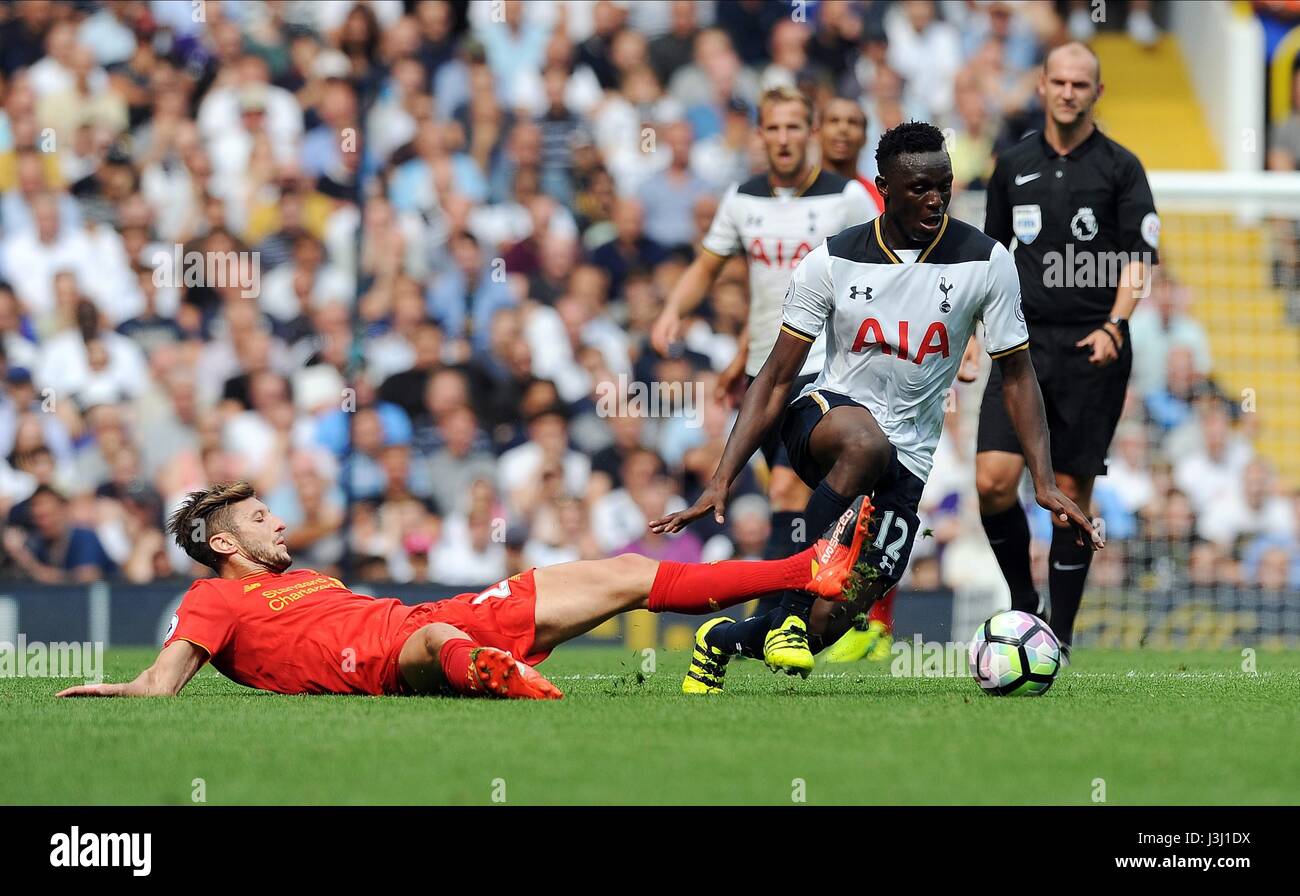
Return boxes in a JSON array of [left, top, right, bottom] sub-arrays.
[[807, 209, 817, 234], [746, 213, 763, 227], [849, 285, 873, 302], [938, 277, 953, 313]]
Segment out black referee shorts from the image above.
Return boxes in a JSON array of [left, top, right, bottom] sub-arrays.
[[977, 321, 1133, 478], [749, 371, 818, 470]]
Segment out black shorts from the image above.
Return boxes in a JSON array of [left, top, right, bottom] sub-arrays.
[[780, 389, 926, 587], [749, 371, 819, 470], [977, 321, 1132, 478]]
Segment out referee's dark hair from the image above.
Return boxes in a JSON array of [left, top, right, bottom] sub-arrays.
[[875, 121, 948, 177]]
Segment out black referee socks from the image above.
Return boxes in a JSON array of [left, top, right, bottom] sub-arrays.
[[1047, 525, 1093, 647], [981, 503, 1042, 617]]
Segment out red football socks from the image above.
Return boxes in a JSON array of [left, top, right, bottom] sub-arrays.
[[438, 637, 482, 695], [868, 585, 897, 627], [647, 550, 815, 613]]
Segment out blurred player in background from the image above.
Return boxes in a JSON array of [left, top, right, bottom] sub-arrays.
[[818, 95, 886, 213], [650, 86, 877, 680], [965, 42, 1158, 660]]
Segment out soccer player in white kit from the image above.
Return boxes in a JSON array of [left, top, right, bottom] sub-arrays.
[[650, 87, 877, 683], [652, 122, 1101, 691]]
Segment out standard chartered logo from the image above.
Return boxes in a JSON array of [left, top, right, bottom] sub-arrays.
[[264, 576, 336, 612]]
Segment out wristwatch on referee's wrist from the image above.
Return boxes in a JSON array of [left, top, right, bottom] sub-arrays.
[[1104, 316, 1128, 347]]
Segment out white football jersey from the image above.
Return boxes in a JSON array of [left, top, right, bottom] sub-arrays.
[[781, 215, 1029, 481], [702, 168, 878, 377]]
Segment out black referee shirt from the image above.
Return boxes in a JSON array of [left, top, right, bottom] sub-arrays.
[[984, 127, 1160, 326]]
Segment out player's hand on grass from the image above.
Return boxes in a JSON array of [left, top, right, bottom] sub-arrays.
[[650, 309, 681, 356], [56, 682, 128, 698], [1035, 487, 1104, 551], [1075, 327, 1119, 366], [649, 480, 729, 533]]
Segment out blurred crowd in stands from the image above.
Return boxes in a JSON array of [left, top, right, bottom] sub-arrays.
[[0, 0, 1294, 595]]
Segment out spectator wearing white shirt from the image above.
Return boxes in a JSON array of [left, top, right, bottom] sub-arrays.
[[258, 233, 354, 323], [35, 299, 149, 403], [0, 194, 98, 326], [1129, 275, 1213, 397], [1095, 423, 1155, 515], [885, 0, 962, 120], [1198, 458, 1295, 548], [760, 19, 811, 91], [197, 55, 303, 158], [497, 407, 591, 515], [701, 493, 771, 563], [429, 506, 506, 585], [1173, 400, 1252, 516], [590, 447, 687, 553], [27, 22, 105, 99]]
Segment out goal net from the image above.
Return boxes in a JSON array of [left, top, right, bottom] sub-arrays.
[[942, 175, 1300, 650]]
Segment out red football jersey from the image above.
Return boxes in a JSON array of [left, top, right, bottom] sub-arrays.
[[164, 568, 422, 695]]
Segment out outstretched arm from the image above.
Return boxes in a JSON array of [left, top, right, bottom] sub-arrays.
[[997, 348, 1103, 550], [56, 640, 209, 697], [650, 329, 810, 532]]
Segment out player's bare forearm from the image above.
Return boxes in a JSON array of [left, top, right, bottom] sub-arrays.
[[998, 349, 1103, 548], [652, 250, 728, 354], [650, 330, 809, 532], [668, 250, 727, 316], [56, 640, 208, 698], [1111, 259, 1146, 320]]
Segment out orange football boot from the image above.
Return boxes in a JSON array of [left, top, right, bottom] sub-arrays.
[[803, 495, 876, 601], [470, 647, 564, 700]]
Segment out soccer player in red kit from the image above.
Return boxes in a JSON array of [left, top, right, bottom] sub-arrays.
[[56, 481, 874, 700]]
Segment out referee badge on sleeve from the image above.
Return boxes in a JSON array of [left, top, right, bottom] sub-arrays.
[[1012, 204, 1042, 244], [1141, 212, 1161, 249]]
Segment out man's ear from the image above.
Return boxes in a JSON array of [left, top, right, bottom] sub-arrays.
[[874, 174, 888, 204], [209, 530, 240, 560]]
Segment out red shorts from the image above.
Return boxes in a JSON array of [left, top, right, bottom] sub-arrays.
[[380, 570, 549, 694]]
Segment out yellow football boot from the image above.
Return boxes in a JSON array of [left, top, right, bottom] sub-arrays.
[[866, 623, 893, 662], [682, 616, 734, 695], [763, 614, 815, 677], [826, 618, 893, 663]]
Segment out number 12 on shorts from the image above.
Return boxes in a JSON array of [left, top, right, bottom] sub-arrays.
[[872, 510, 908, 575]]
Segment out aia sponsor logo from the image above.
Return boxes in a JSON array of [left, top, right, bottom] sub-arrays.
[[747, 237, 813, 269], [851, 319, 950, 364]]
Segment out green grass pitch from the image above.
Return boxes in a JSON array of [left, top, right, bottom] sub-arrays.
[[4, 647, 1298, 805]]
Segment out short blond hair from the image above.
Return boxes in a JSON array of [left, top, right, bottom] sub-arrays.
[[757, 86, 814, 127]]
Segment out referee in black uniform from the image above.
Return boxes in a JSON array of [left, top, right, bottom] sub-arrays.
[[968, 42, 1159, 659]]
